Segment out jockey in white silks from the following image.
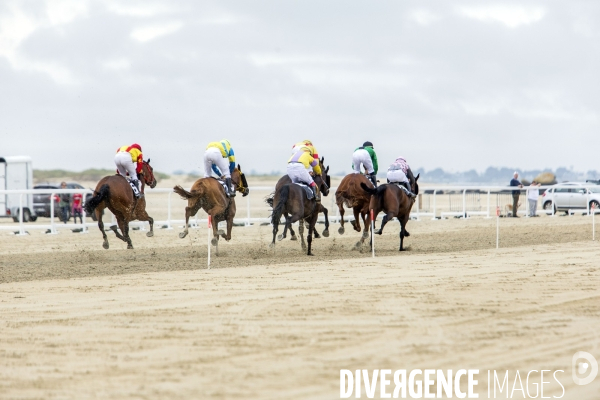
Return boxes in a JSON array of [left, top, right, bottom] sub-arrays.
[[387, 156, 416, 197]]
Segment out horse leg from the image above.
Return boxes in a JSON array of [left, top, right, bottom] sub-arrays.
[[337, 201, 346, 235], [399, 215, 409, 251], [288, 216, 297, 241], [298, 220, 307, 251], [96, 207, 109, 249], [321, 206, 330, 237], [210, 218, 219, 247], [221, 216, 233, 241], [306, 214, 318, 256], [136, 209, 154, 238], [375, 212, 393, 235], [117, 217, 133, 249], [278, 215, 290, 241], [350, 206, 362, 232], [355, 211, 371, 250], [109, 214, 127, 243]]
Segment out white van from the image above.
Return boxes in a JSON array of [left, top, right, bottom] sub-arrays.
[[0, 156, 36, 222]]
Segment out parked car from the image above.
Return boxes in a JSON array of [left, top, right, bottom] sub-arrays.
[[33, 183, 100, 221], [541, 182, 600, 214]]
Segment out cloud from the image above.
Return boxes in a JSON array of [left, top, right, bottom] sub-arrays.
[[458, 5, 545, 28], [409, 9, 441, 26], [130, 21, 183, 42]]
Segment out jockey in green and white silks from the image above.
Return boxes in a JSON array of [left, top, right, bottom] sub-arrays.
[[352, 141, 378, 187]]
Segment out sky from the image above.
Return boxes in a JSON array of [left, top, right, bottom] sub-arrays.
[[1, 0, 599, 175]]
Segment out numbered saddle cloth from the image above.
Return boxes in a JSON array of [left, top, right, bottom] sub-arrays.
[[293, 182, 314, 200]]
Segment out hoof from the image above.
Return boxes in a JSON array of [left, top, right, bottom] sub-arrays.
[[127, 245, 133, 250], [301, 244, 307, 251], [322, 230, 329, 238], [307, 252, 314, 256], [102, 241, 109, 249], [146, 231, 154, 237], [110, 225, 118, 232], [353, 242, 361, 250], [404, 230, 410, 237], [211, 237, 218, 246], [338, 226, 345, 235], [269, 242, 275, 249], [314, 232, 321, 239], [290, 235, 297, 241], [399, 248, 406, 252], [375, 230, 383, 235], [217, 229, 225, 235], [277, 234, 284, 241], [179, 232, 187, 239]]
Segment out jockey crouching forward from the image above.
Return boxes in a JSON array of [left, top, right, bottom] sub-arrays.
[[291, 139, 322, 174], [205, 139, 236, 197], [287, 146, 321, 203], [387, 156, 416, 198], [115, 143, 144, 198], [352, 141, 378, 187]]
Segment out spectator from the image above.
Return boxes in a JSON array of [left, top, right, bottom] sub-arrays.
[[58, 182, 70, 224], [527, 181, 541, 217], [510, 172, 523, 217], [72, 192, 83, 224]]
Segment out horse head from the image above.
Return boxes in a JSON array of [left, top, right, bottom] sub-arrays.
[[318, 157, 330, 197], [140, 159, 157, 188], [232, 164, 249, 197], [412, 173, 420, 196]]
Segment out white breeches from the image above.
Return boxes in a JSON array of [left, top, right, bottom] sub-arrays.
[[114, 152, 137, 179], [204, 147, 230, 178], [387, 169, 408, 184], [352, 149, 374, 174], [287, 162, 314, 185]]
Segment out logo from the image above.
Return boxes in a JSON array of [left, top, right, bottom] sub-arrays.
[[572, 351, 598, 386]]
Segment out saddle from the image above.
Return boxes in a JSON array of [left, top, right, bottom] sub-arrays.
[[294, 182, 314, 200], [211, 177, 231, 195]]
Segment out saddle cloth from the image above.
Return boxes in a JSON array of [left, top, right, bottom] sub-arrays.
[[294, 182, 314, 200]]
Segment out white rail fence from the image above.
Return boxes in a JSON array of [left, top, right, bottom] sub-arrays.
[[1, 184, 598, 236]]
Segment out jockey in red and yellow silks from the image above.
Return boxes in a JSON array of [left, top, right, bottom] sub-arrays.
[[114, 143, 144, 198]]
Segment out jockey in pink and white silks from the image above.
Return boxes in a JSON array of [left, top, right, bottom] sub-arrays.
[[287, 146, 321, 202], [387, 156, 416, 197]]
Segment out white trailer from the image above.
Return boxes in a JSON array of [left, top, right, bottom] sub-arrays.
[[0, 156, 35, 222]]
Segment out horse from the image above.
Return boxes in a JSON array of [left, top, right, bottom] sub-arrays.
[[270, 169, 329, 256], [173, 165, 249, 254], [265, 157, 330, 248], [335, 173, 374, 250], [360, 173, 420, 251], [84, 160, 157, 250]]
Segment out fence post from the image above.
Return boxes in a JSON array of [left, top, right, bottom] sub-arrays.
[[485, 189, 491, 218], [17, 194, 26, 236], [431, 189, 437, 220], [49, 192, 57, 234], [462, 189, 466, 218]]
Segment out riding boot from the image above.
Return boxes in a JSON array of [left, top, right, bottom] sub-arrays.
[[130, 179, 143, 199], [226, 177, 236, 197], [402, 182, 416, 198], [311, 186, 321, 203], [369, 173, 378, 188]]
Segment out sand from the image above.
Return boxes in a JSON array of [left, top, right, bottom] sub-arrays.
[[0, 178, 599, 399]]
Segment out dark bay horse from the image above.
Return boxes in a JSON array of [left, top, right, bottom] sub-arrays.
[[270, 170, 329, 256], [84, 160, 157, 249], [360, 173, 420, 251], [266, 158, 330, 247], [173, 165, 249, 254], [335, 173, 373, 249]]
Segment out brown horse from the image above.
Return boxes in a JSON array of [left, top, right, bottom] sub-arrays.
[[173, 165, 249, 253], [84, 160, 157, 249], [266, 157, 330, 247], [270, 169, 329, 256], [335, 173, 374, 249], [360, 173, 420, 251]]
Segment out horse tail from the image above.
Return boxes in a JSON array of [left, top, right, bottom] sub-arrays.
[[84, 184, 110, 214], [265, 192, 275, 208], [271, 185, 290, 227], [173, 185, 198, 200], [360, 182, 378, 195]]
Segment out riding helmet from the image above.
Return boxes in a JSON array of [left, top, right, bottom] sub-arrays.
[[363, 141, 374, 148]]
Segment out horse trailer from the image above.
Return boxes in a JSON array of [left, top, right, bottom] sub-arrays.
[[0, 156, 36, 222]]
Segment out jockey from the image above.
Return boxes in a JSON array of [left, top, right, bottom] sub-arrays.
[[291, 140, 322, 176], [287, 146, 321, 202], [205, 139, 236, 197], [352, 141, 378, 187], [115, 143, 144, 198], [387, 156, 416, 198]]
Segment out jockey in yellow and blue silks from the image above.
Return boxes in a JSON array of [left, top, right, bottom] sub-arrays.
[[291, 140, 322, 176], [204, 139, 237, 197], [287, 146, 321, 202]]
